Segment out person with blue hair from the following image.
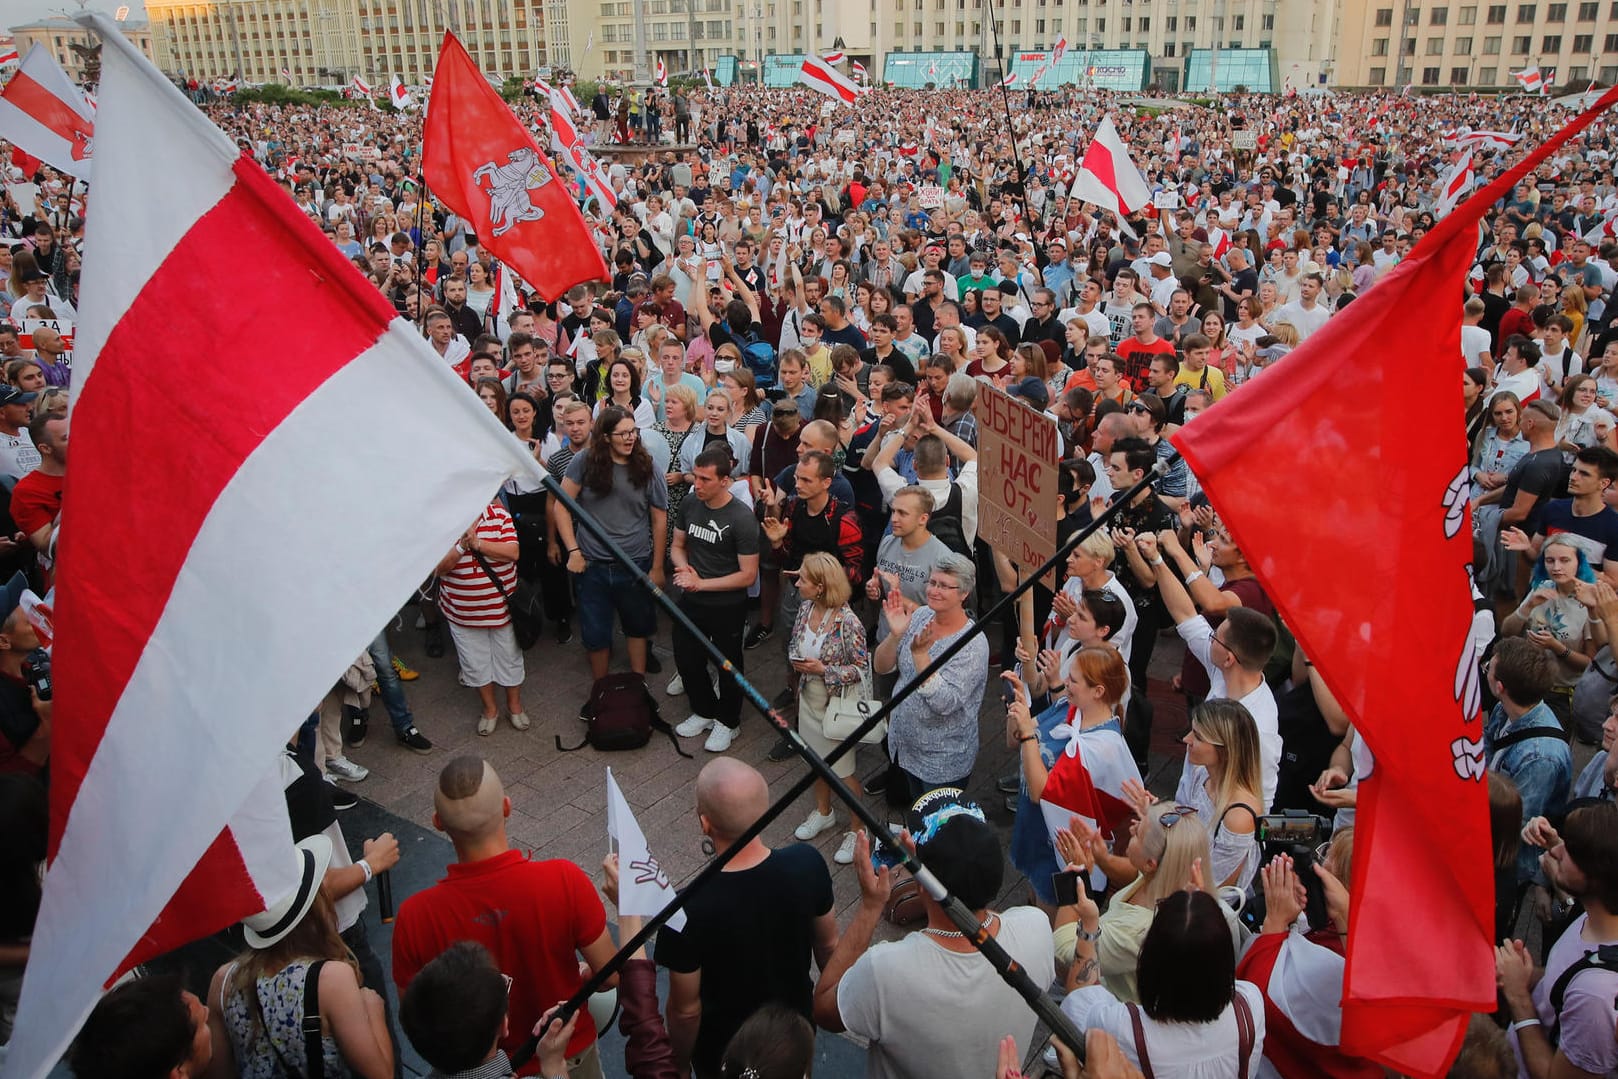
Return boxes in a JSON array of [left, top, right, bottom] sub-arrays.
[[1502, 534, 1601, 730]]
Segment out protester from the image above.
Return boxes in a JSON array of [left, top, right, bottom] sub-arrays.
[[69, 975, 214, 1079], [435, 500, 528, 735]]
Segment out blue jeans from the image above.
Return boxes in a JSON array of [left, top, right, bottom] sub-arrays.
[[366, 629, 416, 734]]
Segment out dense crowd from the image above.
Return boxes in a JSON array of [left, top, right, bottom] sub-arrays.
[[3, 76, 1618, 1079]]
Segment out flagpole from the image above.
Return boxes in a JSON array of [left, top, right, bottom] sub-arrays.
[[984, 0, 1046, 291], [414, 177, 430, 326], [507, 450, 1179, 1070]]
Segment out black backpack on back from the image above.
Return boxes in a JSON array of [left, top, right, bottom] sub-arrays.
[[927, 483, 972, 559], [1547, 942, 1618, 1046]]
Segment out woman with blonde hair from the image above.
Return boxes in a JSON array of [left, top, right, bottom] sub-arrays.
[[1175, 698, 1265, 890], [937, 325, 970, 368], [1562, 281, 1589, 347], [787, 551, 870, 865]]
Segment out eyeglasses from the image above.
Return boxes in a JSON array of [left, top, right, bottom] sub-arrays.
[[612, 428, 639, 440], [1158, 804, 1201, 830], [1126, 403, 1150, 414]]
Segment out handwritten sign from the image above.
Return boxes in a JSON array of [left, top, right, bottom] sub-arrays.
[[835, 129, 857, 145], [1152, 190, 1182, 210], [342, 143, 381, 161], [1232, 130, 1258, 150], [917, 185, 945, 209], [820, 100, 838, 117], [975, 382, 1058, 574]]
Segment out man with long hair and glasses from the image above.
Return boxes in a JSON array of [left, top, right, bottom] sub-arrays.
[[556, 406, 669, 721]]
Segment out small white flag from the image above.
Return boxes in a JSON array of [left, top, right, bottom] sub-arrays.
[[606, 768, 687, 930]]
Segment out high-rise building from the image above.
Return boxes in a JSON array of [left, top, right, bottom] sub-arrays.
[[1335, 0, 1618, 89], [10, 17, 157, 81]]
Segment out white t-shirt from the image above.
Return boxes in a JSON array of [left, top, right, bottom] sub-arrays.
[[1059, 306, 1112, 340], [1515, 912, 1618, 1078], [1061, 981, 1267, 1079], [1461, 324, 1493, 366], [1177, 614, 1280, 809], [838, 907, 1056, 1079], [1274, 301, 1330, 341], [0, 429, 39, 483], [902, 268, 960, 301]]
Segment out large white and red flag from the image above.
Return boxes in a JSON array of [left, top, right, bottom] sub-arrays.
[[655, 58, 668, 86], [424, 31, 606, 300], [389, 73, 415, 110], [1052, 35, 1069, 64], [1171, 82, 1618, 1079], [820, 49, 845, 65], [800, 53, 865, 105], [548, 88, 618, 211], [1072, 114, 1151, 221], [1037, 722, 1140, 894], [1435, 149, 1474, 218], [351, 73, 373, 96], [1001, 70, 1019, 88], [1448, 128, 1523, 151], [1512, 64, 1545, 93], [0, 45, 94, 180], [3, 16, 556, 1078]]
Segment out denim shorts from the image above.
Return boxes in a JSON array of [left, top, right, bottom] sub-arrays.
[[574, 558, 656, 651]]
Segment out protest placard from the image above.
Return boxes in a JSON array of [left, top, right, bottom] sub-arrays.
[[1233, 130, 1258, 150], [974, 382, 1059, 575], [918, 185, 945, 209]]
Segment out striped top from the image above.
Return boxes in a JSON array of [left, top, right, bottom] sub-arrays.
[[439, 503, 518, 628]]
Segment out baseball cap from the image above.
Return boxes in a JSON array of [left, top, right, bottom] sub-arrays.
[[1149, 251, 1174, 267], [0, 571, 26, 624], [1006, 376, 1050, 411], [0, 386, 38, 408]]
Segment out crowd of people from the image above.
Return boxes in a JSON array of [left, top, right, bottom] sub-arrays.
[[4, 72, 1618, 1079]]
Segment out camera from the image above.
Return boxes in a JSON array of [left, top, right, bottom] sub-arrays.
[[1256, 809, 1331, 846], [1239, 810, 1334, 934], [22, 647, 52, 702]]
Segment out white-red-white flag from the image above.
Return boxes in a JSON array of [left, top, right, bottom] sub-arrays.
[[1052, 35, 1069, 64], [1073, 114, 1151, 220], [548, 87, 617, 211], [800, 54, 865, 105], [851, 60, 867, 82], [389, 74, 414, 110], [0, 45, 93, 180], [351, 73, 373, 96], [3, 17, 551, 1079], [1512, 64, 1545, 93], [0, 46, 21, 67], [1435, 149, 1474, 217], [558, 82, 581, 114], [701, 67, 714, 91], [655, 58, 667, 86], [1448, 128, 1523, 151], [821, 50, 845, 65], [1028, 63, 1048, 87], [1001, 70, 1019, 87]]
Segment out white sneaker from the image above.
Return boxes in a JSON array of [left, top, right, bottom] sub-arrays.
[[666, 673, 685, 696], [703, 723, 737, 753], [834, 831, 859, 865], [675, 714, 714, 737], [508, 711, 531, 731], [326, 756, 369, 782], [795, 809, 838, 841], [476, 714, 497, 736]]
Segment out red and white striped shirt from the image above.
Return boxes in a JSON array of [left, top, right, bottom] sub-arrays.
[[439, 503, 519, 628]]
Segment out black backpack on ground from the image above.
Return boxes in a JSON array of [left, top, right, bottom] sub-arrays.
[[556, 672, 691, 757]]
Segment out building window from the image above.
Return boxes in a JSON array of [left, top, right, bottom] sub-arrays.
[[1166, 15, 1176, 29], [1460, 5, 1478, 22], [1456, 35, 1473, 51], [1575, 32, 1593, 49], [1376, 6, 1393, 24], [1608, 31, 1618, 48], [1513, 34, 1532, 49], [1431, 6, 1447, 21], [1139, 15, 1148, 29], [936, 20, 945, 32], [1543, 32, 1561, 47], [1579, 0, 1598, 14], [1261, 12, 1273, 28], [1571, 63, 1589, 79], [1480, 65, 1498, 80], [1547, 1, 1566, 16], [1232, 13, 1242, 28], [1164, 40, 1174, 54], [1423, 65, 1441, 82], [1036, 17, 1045, 29], [1373, 36, 1389, 53], [1403, 36, 1417, 52], [1427, 36, 1444, 52], [1121, 15, 1130, 29], [1485, 33, 1503, 49], [1453, 65, 1471, 80], [1488, 3, 1507, 19], [1096, 16, 1104, 30], [1405, 6, 1420, 22], [1186, 14, 1196, 28], [1517, 3, 1536, 19], [1369, 65, 1387, 83]]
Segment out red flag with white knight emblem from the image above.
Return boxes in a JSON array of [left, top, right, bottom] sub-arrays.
[[423, 32, 605, 300]]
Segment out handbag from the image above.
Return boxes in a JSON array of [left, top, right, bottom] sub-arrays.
[[821, 661, 885, 743], [471, 550, 545, 651]]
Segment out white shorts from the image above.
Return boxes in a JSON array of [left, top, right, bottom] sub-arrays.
[[447, 621, 525, 688]]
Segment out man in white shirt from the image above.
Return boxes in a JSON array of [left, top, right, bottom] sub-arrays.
[[902, 243, 961, 302], [0, 386, 38, 483], [1274, 273, 1332, 341], [1145, 252, 1179, 314], [1057, 278, 1113, 340]]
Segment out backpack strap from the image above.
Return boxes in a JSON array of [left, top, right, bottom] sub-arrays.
[[1125, 1002, 1156, 1079], [1491, 724, 1571, 755], [302, 960, 327, 1079], [1216, 802, 1262, 839], [1547, 944, 1618, 1044], [1234, 990, 1255, 1079]]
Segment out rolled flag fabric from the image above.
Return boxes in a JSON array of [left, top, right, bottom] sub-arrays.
[[851, 59, 867, 82], [606, 768, 687, 930], [388, 74, 414, 111], [1512, 64, 1545, 93], [3, 14, 555, 1078], [821, 50, 845, 65], [655, 58, 667, 86], [799, 53, 865, 105], [558, 83, 581, 114], [0, 45, 94, 179], [1028, 63, 1047, 87]]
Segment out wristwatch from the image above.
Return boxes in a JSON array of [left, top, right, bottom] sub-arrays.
[[1074, 924, 1101, 943]]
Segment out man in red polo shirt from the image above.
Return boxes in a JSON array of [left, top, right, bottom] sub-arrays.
[[393, 755, 619, 1078], [10, 413, 65, 584]]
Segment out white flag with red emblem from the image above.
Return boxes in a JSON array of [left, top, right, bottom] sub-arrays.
[[1073, 114, 1151, 220], [0, 44, 94, 180], [655, 57, 667, 86], [1512, 65, 1545, 93], [1052, 35, 1069, 64], [2, 18, 551, 1078], [799, 53, 865, 105], [606, 768, 687, 931], [389, 74, 414, 110]]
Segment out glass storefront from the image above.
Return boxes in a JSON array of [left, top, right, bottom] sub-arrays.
[[714, 55, 738, 86], [1005, 47, 1149, 91], [882, 51, 980, 88], [762, 54, 808, 86], [1183, 48, 1277, 93]]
